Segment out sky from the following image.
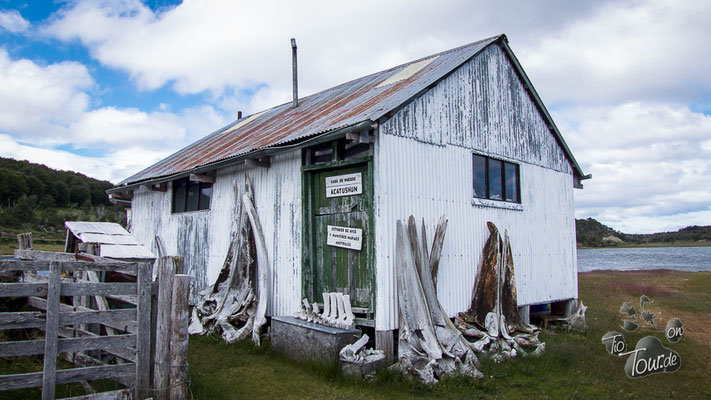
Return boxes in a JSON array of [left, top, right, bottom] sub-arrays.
[[0, 0, 710, 234]]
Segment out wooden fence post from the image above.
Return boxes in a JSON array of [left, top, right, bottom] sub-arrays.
[[135, 262, 152, 400], [17, 232, 33, 250], [42, 262, 60, 400], [153, 257, 175, 400], [169, 275, 191, 400]]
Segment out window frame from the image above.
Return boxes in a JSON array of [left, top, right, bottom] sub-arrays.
[[171, 177, 212, 213], [472, 153, 521, 205]]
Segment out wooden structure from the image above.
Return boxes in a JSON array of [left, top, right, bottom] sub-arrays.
[[108, 34, 589, 356], [0, 234, 190, 399]]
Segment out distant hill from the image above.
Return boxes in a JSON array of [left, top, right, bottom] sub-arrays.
[[0, 157, 125, 235], [575, 217, 711, 247]]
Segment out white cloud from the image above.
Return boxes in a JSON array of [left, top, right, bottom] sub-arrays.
[[42, 0, 622, 113], [520, 0, 711, 105], [23, 0, 711, 233], [0, 9, 30, 33], [0, 48, 232, 181], [566, 102, 711, 232], [0, 48, 92, 143], [0, 133, 168, 182]]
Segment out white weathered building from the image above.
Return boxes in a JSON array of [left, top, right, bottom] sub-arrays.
[[109, 35, 588, 351]]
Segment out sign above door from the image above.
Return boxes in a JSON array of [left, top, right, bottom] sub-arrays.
[[325, 172, 363, 198]]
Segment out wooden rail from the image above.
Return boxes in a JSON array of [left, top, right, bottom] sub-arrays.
[[0, 252, 152, 400], [2, 234, 191, 400]]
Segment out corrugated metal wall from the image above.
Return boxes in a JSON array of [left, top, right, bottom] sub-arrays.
[[131, 150, 303, 316], [382, 44, 572, 174], [373, 43, 578, 331]]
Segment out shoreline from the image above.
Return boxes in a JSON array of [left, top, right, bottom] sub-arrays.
[[577, 241, 711, 250]]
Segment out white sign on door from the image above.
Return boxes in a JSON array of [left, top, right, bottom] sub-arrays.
[[325, 172, 362, 198], [326, 225, 363, 251]]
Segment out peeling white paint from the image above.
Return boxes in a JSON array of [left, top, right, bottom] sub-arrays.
[[131, 150, 303, 316], [373, 44, 578, 331]]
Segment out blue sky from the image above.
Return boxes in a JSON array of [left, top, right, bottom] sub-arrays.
[[1, 0, 710, 234]]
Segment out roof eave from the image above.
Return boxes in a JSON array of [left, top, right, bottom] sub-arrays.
[[107, 119, 377, 194]]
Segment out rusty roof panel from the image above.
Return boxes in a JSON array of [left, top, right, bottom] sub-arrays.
[[120, 36, 501, 185]]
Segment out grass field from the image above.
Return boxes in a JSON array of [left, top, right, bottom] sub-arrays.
[[1, 271, 708, 399], [187, 270, 711, 399], [0, 230, 65, 256]]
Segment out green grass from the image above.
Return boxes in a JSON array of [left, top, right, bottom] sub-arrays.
[[2, 271, 708, 399], [0, 238, 65, 256], [187, 271, 711, 399], [0, 229, 65, 256]]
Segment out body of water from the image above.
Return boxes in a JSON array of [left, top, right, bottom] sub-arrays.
[[577, 246, 711, 272]]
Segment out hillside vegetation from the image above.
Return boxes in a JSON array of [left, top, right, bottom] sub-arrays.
[[576, 217, 711, 248], [0, 157, 125, 238]]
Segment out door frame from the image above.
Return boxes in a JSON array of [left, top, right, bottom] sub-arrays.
[[301, 155, 375, 312]]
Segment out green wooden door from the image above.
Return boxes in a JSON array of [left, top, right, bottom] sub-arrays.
[[304, 162, 373, 309]]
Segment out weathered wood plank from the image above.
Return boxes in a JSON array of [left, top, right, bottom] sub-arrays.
[[0, 364, 134, 392], [43, 262, 61, 400], [0, 311, 46, 329], [28, 297, 137, 333], [105, 294, 138, 306], [0, 334, 136, 357], [0, 283, 48, 297], [62, 388, 133, 400], [153, 257, 175, 400], [1, 258, 139, 273], [84, 270, 119, 337], [0, 371, 44, 391], [189, 172, 215, 183], [58, 364, 135, 386], [62, 309, 137, 326], [56, 326, 136, 363], [0, 282, 137, 298], [68, 351, 134, 387], [65, 282, 137, 297], [169, 275, 191, 400], [0, 338, 44, 357], [135, 261, 152, 399]]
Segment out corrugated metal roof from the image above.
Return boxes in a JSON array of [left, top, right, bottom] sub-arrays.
[[65, 221, 155, 260], [119, 35, 502, 185]]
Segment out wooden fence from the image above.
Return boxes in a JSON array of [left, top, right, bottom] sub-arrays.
[[0, 240, 191, 400]]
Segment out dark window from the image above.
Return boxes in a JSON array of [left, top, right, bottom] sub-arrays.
[[172, 179, 187, 213], [172, 177, 212, 213], [472, 155, 487, 198], [488, 159, 503, 200], [504, 162, 520, 202], [472, 154, 521, 203]]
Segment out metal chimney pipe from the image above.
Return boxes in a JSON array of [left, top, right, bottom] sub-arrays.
[[291, 38, 298, 108], [237, 111, 242, 120]]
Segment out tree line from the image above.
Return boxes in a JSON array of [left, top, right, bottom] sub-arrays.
[[576, 217, 711, 247], [0, 157, 125, 231]]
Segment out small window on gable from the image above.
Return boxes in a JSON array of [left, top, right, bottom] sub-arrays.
[[172, 177, 212, 213], [472, 154, 520, 203]]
